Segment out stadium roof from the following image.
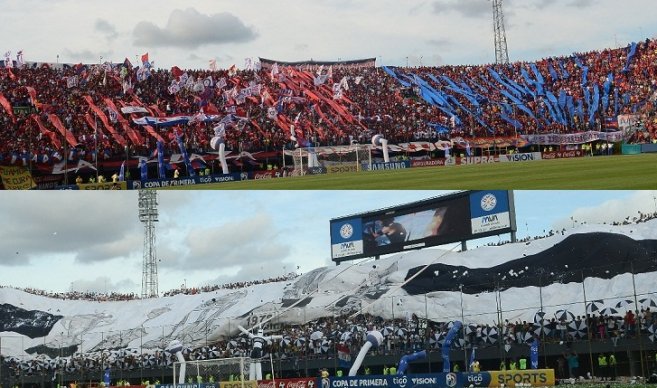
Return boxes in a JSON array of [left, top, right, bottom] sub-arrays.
[[259, 57, 376, 68]]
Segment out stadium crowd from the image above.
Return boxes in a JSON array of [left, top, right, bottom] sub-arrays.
[[485, 209, 657, 248], [2, 214, 657, 376], [1, 38, 656, 177], [2, 273, 299, 301], [162, 273, 300, 297], [3, 307, 656, 378]]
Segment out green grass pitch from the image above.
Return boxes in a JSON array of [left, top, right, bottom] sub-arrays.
[[168, 154, 657, 190]]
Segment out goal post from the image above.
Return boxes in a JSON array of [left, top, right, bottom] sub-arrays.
[[283, 144, 372, 175], [173, 357, 249, 388]]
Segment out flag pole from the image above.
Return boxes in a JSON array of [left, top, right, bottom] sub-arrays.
[[460, 284, 467, 370], [95, 111, 99, 181], [630, 261, 646, 377], [495, 281, 504, 367], [581, 270, 595, 379]]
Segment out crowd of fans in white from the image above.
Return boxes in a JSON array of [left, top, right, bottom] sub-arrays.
[[2, 212, 656, 377]]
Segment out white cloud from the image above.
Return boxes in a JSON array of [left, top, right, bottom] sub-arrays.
[[431, 0, 491, 18], [71, 276, 138, 294], [552, 191, 657, 231], [2, 0, 654, 69], [95, 19, 118, 41], [0, 192, 138, 266], [133, 8, 258, 48], [181, 213, 291, 269]]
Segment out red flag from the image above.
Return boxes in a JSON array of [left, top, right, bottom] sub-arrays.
[[171, 66, 183, 79], [48, 114, 79, 147], [0, 92, 16, 122], [104, 97, 144, 145], [7, 67, 16, 80], [202, 102, 220, 115], [82, 95, 128, 147], [141, 53, 149, 65], [32, 115, 61, 149]]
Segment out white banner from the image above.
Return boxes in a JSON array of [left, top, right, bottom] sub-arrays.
[[471, 212, 511, 235], [522, 130, 624, 145], [120, 106, 149, 114], [331, 240, 364, 259], [498, 152, 542, 163]]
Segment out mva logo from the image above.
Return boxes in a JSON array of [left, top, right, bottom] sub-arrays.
[[341, 242, 355, 249], [482, 214, 499, 224]]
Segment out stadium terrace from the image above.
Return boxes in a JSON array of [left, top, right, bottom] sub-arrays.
[[0, 39, 656, 186], [1, 215, 657, 387]]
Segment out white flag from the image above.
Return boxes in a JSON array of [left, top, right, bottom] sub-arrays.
[[4, 51, 12, 68], [66, 76, 78, 88], [16, 50, 24, 67], [108, 108, 118, 123], [244, 57, 253, 71], [340, 76, 349, 91]]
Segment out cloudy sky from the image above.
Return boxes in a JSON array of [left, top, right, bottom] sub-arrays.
[[4, 0, 656, 69], [1, 190, 656, 295]]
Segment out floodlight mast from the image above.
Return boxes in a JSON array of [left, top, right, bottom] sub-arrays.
[[138, 190, 159, 298], [492, 0, 510, 65]]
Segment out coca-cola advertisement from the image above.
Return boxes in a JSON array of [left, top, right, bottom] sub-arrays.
[[258, 377, 316, 388], [252, 170, 284, 179], [541, 150, 584, 160]]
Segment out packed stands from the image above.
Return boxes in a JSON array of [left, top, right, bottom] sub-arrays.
[[2, 213, 657, 377], [1, 39, 656, 180]]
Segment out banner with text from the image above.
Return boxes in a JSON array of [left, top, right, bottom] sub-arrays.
[[522, 131, 623, 145], [0, 166, 36, 189], [327, 164, 359, 174], [363, 161, 411, 171], [488, 369, 554, 388], [256, 377, 316, 388], [541, 150, 584, 160], [325, 373, 463, 388], [411, 158, 447, 168], [498, 152, 542, 163], [77, 182, 127, 190], [129, 173, 243, 189]]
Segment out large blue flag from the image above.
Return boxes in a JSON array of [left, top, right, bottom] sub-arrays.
[[176, 135, 196, 178], [118, 161, 125, 181], [442, 321, 462, 373], [140, 159, 148, 181], [623, 42, 637, 72], [469, 347, 477, 371], [156, 140, 166, 179], [530, 338, 540, 369]]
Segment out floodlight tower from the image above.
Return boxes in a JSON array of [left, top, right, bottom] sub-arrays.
[[491, 0, 510, 65], [138, 190, 159, 298]]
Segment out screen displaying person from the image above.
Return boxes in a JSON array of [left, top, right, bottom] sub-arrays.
[[363, 217, 408, 248], [373, 217, 407, 246]]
